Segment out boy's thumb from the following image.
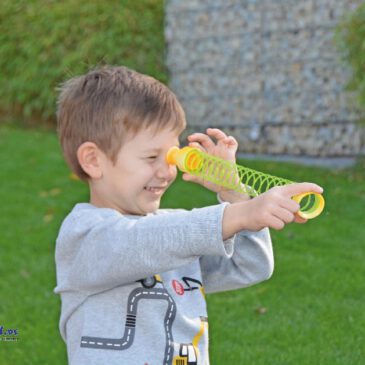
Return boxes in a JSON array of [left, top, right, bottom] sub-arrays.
[[182, 173, 199, 184], [283, 182, 323, 197]]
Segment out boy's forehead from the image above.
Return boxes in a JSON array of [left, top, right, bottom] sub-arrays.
[[126, 127, 181, 149]]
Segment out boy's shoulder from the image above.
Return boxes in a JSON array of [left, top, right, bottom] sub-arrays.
[[64, 203, 185, 218], [57, 203, 117, 239], [60, 202, 117, 223], [56, 203, 188, 246], [58, 204, 186, 233], [153, 208, 186, 215]]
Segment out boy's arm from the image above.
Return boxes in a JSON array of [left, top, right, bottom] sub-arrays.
[[55, 183, 321, 296], [199, 182, 323, 293], [221, 182, 323, 236], [54, 204, 233, 296], [197, 192, 273, 293], [200, 228, 273, 293]]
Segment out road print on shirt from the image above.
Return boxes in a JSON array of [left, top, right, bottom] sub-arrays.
[[80, 275, 207, 365]]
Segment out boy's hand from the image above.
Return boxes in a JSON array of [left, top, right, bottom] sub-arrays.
[[186, 128, 238, 164], [222, 182, 323, 238], [183, 128, 249, 201], [243, 183, 323, 230]]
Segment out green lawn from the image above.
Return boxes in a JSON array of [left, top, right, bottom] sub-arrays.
[[0, 126, 364, 364]]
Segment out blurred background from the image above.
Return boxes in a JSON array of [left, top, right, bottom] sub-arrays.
[[0, 1, 364, 364]]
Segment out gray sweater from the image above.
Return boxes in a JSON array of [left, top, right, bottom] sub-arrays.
[[54, 202, 273, 365]]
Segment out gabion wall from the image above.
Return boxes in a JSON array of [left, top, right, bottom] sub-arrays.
[[165, 0, 364, 157]]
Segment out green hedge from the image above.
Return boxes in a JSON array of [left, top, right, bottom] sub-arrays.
[[0, 0, 166, 124], [337, 3, 365, 110]]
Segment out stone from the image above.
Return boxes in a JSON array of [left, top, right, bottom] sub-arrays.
[[166, 0, 365, 157]]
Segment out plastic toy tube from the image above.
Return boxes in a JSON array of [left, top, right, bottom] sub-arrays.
[[166, 146, 325, 220]]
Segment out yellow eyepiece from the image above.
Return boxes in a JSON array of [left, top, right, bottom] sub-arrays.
[[166, 146, 203, 173]]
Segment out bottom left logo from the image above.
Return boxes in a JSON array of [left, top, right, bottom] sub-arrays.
[[0, 325, 19, 342]]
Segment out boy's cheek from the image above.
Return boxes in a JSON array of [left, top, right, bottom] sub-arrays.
[[171, 168, 178, 181], [166, 174, 177, 189]]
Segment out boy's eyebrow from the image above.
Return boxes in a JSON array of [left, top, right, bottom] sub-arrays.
[[143, 144, 180, 153]]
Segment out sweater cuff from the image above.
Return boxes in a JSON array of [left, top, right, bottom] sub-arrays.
[[189, 203, 234, 258], [217, 194, 236, 257]]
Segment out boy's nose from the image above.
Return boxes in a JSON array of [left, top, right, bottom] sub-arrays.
[[156, 160, 176, 179]]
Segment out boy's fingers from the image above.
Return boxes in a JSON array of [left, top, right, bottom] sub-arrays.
[[224, 136, 238, 146], [188, 141, 206, 152], [188, 133, 215, 150], [207, 129, 238, 147], [268, 216, 286, 231], [273, 207, 295, 224], [182, 173, 200, 184], [281, 182, 323, 197], [294, 214, 307, 224], [279, 198, 300, 213], [206, 128, 227, 141]]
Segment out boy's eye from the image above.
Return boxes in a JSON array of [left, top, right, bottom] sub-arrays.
[[147, 156, 157, 160]]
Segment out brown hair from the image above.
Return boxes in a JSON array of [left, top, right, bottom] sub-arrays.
[[57, 65, 186, 180]]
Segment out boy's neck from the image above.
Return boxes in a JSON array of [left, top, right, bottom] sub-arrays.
[[88, 181, 117, 212]]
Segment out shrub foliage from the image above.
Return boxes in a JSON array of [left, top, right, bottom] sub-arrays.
[[0, 0, 166, 124], [337, 3, 365, 110]]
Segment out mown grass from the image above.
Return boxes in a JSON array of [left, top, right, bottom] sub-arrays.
[[0, 126, 364, 364]]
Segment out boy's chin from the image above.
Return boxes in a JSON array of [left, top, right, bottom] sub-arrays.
[[141, 200, 161, 215]]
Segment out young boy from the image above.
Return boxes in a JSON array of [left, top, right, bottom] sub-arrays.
[[54, 65, 322, 365]]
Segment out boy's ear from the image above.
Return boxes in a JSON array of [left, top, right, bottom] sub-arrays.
[[77, 142, 103, 179]]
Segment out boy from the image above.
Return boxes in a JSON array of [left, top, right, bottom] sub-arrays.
[[54, 66, 322, 365]]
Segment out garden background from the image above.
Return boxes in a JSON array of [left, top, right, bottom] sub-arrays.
[[0, 1, 364, 364]]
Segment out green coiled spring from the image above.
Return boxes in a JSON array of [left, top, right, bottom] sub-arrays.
[[166, 146, 325, 219]]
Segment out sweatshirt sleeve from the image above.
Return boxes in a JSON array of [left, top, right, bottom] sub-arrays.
[[199, 228, 274, 294], [54, 203, 233, 296]]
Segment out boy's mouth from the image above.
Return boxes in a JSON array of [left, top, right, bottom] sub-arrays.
[[144, 186, 166, 194]]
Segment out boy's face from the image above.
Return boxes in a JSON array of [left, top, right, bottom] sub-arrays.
[[91, 127, 180, 215]]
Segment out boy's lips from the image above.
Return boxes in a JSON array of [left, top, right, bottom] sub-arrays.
[[143, 186, 167, 194]]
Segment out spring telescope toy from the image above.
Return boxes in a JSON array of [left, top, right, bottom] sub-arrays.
[[166, 146, 325, 220]]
